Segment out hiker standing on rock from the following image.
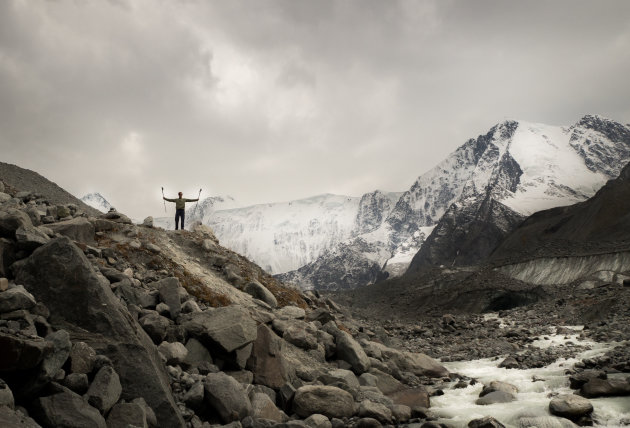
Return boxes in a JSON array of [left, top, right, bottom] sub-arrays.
[[163, 192, 199, 230]]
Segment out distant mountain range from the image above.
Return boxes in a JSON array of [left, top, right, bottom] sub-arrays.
[[80, 192, 113, 213], [82, 115, 630, 291]]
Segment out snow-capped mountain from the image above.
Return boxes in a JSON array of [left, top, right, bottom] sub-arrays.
[[280, 115, 630, 290], [205, 192, 400, 274], [80, 192, 113, 213]]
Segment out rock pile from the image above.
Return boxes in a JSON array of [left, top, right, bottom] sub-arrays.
[[0, 182, 451, 428]]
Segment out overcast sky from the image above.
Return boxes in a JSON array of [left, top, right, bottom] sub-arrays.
[[1, 0, 629, 219]]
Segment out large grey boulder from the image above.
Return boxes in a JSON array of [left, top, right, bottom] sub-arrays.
[[250, 392, 286, 422], [377, 345, 448, 378], [580, 378, 630, 397], [468, 416, 506, 428], [246, 324, 292, 389], [0, 238, 16, 277], [184, 338, 213, 366], [13, 237, 185, 427], [549, 395, 593, 421], [203, 372, 253, 423], [106, 402, 148, 428], [480, 381, 518, 397], [0, 406, 41, 428], [158, 341, 188, 366], [293, 385, 355, 419], [335, 331, 370, 375], [86, 365, 122, 413], [475, 391, 515, 405], [139, 312, 170, 344], [0, 332, 52, 371], [276, 306, 305, 320], [244, 281, 277, 308], [0, 209, 32, 238], [48, 217, 95, 245], [0, 285, 36, 313], [15, 225, 50, 251], [358, 400, 392, 423], [68, 342, 97, 374], [154, 277, 182, 319], [31, 390, 107, 428], [183, 305, 257, 355]]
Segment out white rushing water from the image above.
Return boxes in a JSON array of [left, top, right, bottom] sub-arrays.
[[430, 323, 630, 427]]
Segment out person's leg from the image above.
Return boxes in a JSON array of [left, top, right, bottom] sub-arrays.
[[174, 210, 181, 230], [181, 210, 185, 230]]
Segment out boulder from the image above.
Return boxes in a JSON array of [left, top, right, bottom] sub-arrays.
[[580, 378, 630, 398], [31, 390, 107, 428], [251, 392, 286, 422], [0, 209, 32, 239], [158, 341, 188, 366], [15, 225, 50, 250], [354, 418, 382, 428], [203, 372, 253, 423], [246, 324, 292, 389], [378, 346, 448, 378], [549, 394, 593, 421], [154, 277, 182, 319], [276, 306, 305, 320], [106, 402, 148, 428], [0, 406, 41, 428], [475, 390, 515, 405], [358, 400, 392, 423], [68, 342, 97, 374], [304, 414, 332, 428], [0, 238, 16, 278], [142, 216, 154, 228], [62, 372, 89, 394], [116, 282, 158, 309], [293, 385, 355, 419], [139, 312, 170, 344], [498, 356, 519, 369], [284, 325, 319, 350], [388, 388, 430, 409], [335, 331, 370, 375], [183, 305, 257, 354], [244, 281, 278, 308], [0, 332, 52, 371], [306, 308, 335, 325], [390, 404, 411, 423], [184, 338, 213, 366], [184, 381, 205, 411], [13, 237, 185, 427], [568, 370, 606, 389], [48, 217, 95, 245], [86, 365, 122, 413], [480, 381, 518, 397], [0, 285, 36, 313], [320, 369, 360, 390], [369, 369, 404, 395], [0, 378, 14, 408], [0, 277, 7, 291], [468, 416, 506, 428]]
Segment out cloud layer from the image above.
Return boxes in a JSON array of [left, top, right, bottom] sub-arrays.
[[1, 0, 629, 218]]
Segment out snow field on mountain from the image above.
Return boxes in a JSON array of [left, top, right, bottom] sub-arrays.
[[502, 122, 606, 214]]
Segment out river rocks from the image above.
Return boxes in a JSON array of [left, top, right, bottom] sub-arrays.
[[304, 413, 332, 428], [335, 331, 371, 375], [31, 390, 107, 428], [293, 385, 355, 419], [48, 217, 95, 245], [549, 394, 593, 421], [568, 370, 606, 389], [358, 400, 392, 423], [479, 381, 518, 397], [475, 390, 516, 405], [468, 416, 506, 428], [203, 372, 253, 423], [244, 281, 278, 308], [580, 378, 630, 398], [250, 392, 286, 422], [498, 356, 519, 369], [388, 388, 430, 409]]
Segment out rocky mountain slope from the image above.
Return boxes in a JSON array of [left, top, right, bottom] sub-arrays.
[[81, 192, 113, 213], [0, 169, 458, 428], [284, 115, 630, 290], [0, 162, 101, 217]]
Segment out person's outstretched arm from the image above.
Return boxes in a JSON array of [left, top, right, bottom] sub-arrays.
[[185, 198, 199, 202], [163, 197, 176, 202]]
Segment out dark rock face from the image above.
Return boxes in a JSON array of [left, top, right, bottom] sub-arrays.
[[13, 236, 185, 427], [355, 191, 398, 235], [48, 217, 95, 245], [31, 390, 107, 428], [246, 324, 292, 389]]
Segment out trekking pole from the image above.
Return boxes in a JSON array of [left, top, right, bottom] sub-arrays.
[[161, 187, 166, 213], [195, 189, 202, 212]]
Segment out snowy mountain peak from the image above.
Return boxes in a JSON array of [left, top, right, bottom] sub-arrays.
[[80, 192, 113, 213]]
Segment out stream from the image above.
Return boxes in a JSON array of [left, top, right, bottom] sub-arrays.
[[428, 321, 630, 427]]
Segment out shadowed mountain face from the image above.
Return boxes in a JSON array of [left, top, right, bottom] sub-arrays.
[[489, 160, 630, 264], [0, 162, 101, 217]]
